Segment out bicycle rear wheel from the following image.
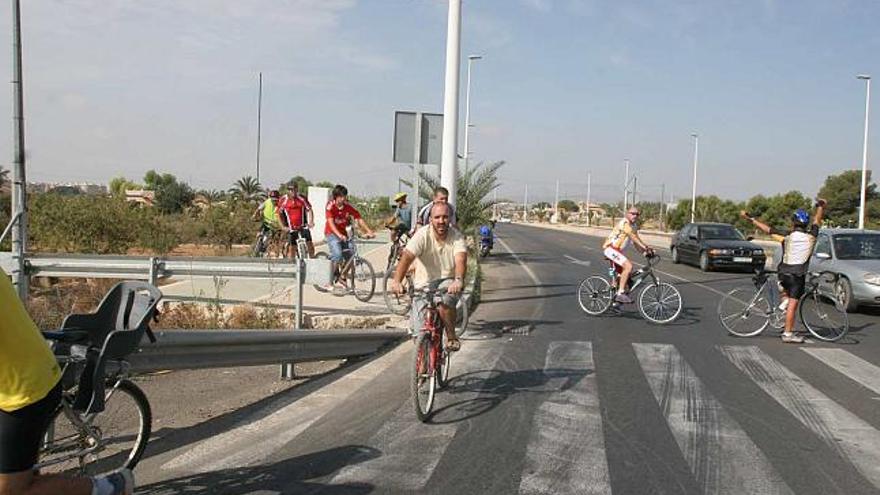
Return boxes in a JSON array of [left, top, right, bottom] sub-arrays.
[[718, 287, 770, 337], [800, 290, 849, 342], [638, 282, 682, 324], [40, 379, 151, 475], [412, 334, 436, 422], [577, 276, 613, 315], [351, 257, 376, 302]]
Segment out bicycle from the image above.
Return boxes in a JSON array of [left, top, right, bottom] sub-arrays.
[[718, 269, 848, 341], [251, 225, 283, 258], [314, 228, 376, 302], [411, 282, 458, 422], [280, 226, 311, 261], [385, 226, 411, 271], [37, 282, 161, 475], [577, 254, 683, 324]]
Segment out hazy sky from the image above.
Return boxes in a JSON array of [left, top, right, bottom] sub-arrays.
[[0, 0, 878, 204]]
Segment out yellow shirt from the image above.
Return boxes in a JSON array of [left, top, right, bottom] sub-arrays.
[[404, 225, 467, 287], [0, 268, 61, 412], [603, 219, 637, 250]]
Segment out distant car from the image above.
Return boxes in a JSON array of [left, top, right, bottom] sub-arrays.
[[811, 228, 880, 311], [670, 222, 766, 272], [497, 217, 512, 223]]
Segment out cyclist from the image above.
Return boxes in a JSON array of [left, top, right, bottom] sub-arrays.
[[252, 190, 282, 251], [278, 181, 315, 258], [325, 185, 375, 287], [416, 186, 458, 229], [0, 267, 134, 495], [391, 202, 467, 351], [386, 192, 413, 244], [602, 206, 654, 303], [740, 199, 827, 343], [479, 224, 494, 251]]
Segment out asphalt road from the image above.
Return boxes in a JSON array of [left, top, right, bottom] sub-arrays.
[[134, 224, 880, 494]]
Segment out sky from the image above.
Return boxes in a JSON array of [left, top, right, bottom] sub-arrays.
[[0, 0, 878, 204]]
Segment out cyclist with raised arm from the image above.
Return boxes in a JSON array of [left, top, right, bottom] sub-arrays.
[[325, 185, 375, 288], [0, 268, 134, 495], [741, 199, 827, 343], [279, 181, 315, 258], [602, 206, 654, 304], [391, 202, 467, 351]]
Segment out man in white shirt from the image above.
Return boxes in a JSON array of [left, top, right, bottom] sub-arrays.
[[391, 202, 467, 351]]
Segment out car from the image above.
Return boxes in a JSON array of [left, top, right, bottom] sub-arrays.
[[497, 217, 512, 223], [670, 222, 767, 272], [811, 228, 880, 311]]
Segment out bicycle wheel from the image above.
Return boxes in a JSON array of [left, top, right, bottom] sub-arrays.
[[437, 331, 452, 390], [382, 270, 413, 316], [350, 257, 376, 302], [638, 282, 683, 324], [412, 334, 436, 422], [718, 287, 770, 337], [800, 290, 849, 342], [40, 380, 151, 475], [312, 252, 331, 292], [577, 276, 613, 315], [251, 233, 266, 258], [454, 295, 469, 338]]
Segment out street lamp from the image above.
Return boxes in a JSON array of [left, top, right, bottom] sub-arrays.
[[858, 74, 871, 230], [623, 159, 630, 210], [690, 133, 699, 223], [463, 54, 483, 173]]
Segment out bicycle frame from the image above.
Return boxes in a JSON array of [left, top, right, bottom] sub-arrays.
[[417, 302, 444, 376], [610, 257, 661, 295]]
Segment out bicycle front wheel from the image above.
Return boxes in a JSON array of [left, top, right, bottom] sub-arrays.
[[40, 379, 151, 475], [718, 287, 770, 337], [382, 270, 413, 316], [412, 334, 436, 422], [455, 295, 469, 338], [577, 276, 613, 315], [638, 282, 683, 324], [437, 332, 452, 390], [800, 290, 849, 342], [351, 257, 376, 302]]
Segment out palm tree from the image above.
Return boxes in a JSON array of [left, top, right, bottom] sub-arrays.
[[418, 161, 504, 233], [229, 176, 263, 202]]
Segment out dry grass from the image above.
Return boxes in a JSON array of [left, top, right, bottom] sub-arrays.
[[154, 302, 292, 330]]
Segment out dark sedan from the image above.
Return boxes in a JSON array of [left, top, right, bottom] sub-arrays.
[[670, 222, 766, 271]]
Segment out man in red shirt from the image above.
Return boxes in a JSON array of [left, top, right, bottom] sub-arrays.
[[325, 185, 375, 285], [279, 181, 315, 258]]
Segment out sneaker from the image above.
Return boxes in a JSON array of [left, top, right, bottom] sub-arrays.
[[614, 293, 633, 304], [97, 468, 134, 495], [781, 332, 804, 344]]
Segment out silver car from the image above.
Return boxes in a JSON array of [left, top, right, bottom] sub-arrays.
[[811, 228, 880, 311]]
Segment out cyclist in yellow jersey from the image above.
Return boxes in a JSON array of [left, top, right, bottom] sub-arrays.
[[602, 207, 654, 304], [0, 268, 134, 494]]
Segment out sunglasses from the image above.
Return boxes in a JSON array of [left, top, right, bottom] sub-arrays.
[[628, 212, 640, 216]]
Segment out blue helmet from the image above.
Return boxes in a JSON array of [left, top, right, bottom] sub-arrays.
[[792, 208, 810, 225], [479, 225, 491, 236]]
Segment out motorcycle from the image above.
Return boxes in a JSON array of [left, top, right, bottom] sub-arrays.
[[479, 234, 493, 257]]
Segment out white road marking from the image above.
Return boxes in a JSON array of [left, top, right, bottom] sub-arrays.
[[497, 237, 542, 286], [721, 345, 880, 489], [329, 341, 504, 491], [634, 344, 792, 494], [519, 342, 611, 495], [564, 254, 592, 267], [160, 341, 411, 474], [802, 348, 880, 396]]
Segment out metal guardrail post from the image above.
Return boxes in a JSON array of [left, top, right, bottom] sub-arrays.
[[148, 257, 164, 286], [281, 259, 305, 380]]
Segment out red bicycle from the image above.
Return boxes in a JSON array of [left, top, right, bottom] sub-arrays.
[[411, 283, 455, 422]]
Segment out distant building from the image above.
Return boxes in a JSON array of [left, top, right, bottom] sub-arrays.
[[125, 189, 155, 206]]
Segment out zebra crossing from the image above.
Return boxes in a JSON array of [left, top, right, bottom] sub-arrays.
[[156, 338, 880, 494]]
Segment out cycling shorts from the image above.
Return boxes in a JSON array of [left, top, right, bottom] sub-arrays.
[[779, 273, 807, 299], [287, 227, 313, 243], [0, 382, 61, 473], [603, 247, 629, 268], [410, 279, 461, 336]]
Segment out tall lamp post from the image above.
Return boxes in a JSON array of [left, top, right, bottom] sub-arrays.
[[440, 0, 462, 206], [690, 133, 699, 223], [858, 74, 871, 230], [463, 54, 482, 174], [622, 158, 630, 211]]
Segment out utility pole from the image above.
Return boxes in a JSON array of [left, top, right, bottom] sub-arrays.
[[857, 75, 871, 230], [586, 172, 592, 226], [440, 0, 462, 206], [523, 185, 529, 222], [11, 0, 28, 300], [622, 159, 630, 211], [660, 183, 666, 231], [631, 175, 638, 206], [690, 133, 699, 223], [255, 72, 263, 184], [492, 189, 498, 219], [554, 179, 560, 223]]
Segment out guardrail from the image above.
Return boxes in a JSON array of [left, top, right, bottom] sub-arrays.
[[127, 328, 406, 374]]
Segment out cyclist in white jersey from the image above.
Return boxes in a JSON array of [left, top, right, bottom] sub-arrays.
[[741, 198, 826, 343], [602, 207, 654, 303]]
